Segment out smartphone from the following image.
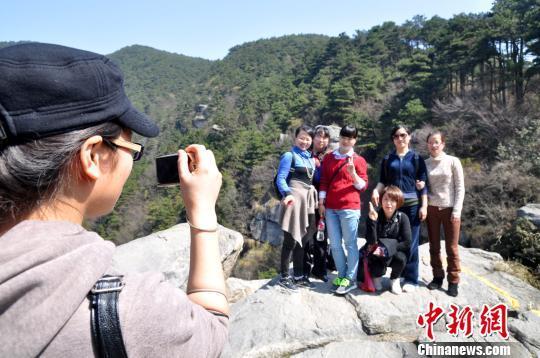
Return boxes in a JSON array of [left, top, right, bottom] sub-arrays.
[[155, 152, 195, 186]]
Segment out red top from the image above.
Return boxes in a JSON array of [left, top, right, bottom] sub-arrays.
[[319, 152, 369, 210]]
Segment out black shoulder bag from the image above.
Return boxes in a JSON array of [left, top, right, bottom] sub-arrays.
[[88, 275, 128, 358]]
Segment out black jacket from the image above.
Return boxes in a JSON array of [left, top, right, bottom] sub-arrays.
[[365, 209, 411, 259]]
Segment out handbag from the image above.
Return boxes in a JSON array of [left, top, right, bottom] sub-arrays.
[[359, 255, 375, 292]]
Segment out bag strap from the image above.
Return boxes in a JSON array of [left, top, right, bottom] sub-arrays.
[[289, 151, 296, 172], [328, 154, 355, 188], [89, 275, 128, 358], [383, 154, 389, 182]]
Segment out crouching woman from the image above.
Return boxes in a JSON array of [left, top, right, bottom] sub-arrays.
[[360, 186, 411, 294]]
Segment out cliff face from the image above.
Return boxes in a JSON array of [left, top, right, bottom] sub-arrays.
[[110, 223, 540, 357]]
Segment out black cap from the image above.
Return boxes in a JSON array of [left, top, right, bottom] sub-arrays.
[[0, 43, 159, 143]]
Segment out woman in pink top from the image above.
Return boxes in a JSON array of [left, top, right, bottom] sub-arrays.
[[425, 130, 465, 297]]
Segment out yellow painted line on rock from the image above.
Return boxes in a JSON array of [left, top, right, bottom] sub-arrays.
[[460, 266, 521, 310], [422, 255, 540, 317]]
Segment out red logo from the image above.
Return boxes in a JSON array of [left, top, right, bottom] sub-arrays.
[[417, 302, 445, 340], [446, 304, 474, 337], [479, 304, 509, 339], [417, 302, 509, 340]]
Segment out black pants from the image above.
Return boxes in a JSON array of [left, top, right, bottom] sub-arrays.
[[358, 251, 408, 281], [303, 211, 334, 277], [281, 231, 311, 277]]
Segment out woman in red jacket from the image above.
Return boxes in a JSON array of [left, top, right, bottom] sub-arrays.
[[318, 125, 368, 295]]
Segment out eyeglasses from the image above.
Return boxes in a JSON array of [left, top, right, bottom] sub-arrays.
[[105, 138, 144, 161], [393, 132, 408, 140]]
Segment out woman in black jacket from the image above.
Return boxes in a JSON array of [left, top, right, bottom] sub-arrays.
[[360, 185, 411, 294]]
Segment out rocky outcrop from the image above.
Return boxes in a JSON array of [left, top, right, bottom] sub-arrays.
[[222, 242, 540, 357], [111, 223, 243, 289], [109, 221, 540, 357], [517, 203, 540, 228], [249, 200, 284, 246]]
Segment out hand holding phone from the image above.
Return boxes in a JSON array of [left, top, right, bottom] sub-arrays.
[[155, 145, 222, 221], [155, 152, 195, 186], [177, 145, 222, 223]]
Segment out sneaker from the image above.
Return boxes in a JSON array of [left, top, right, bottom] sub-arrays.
[[447, 283, 459, 297], [390, 278, 402, 295], [335, 278, 356, 295], [330, 277, 343, 292], [427, 277, 444, 290], [373, 277, 383, 291], [294, 276, 315, 289], [277, 276, 297, 291], [402, 283, 417, 293]]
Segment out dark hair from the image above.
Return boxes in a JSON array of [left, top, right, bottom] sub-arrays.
[[0, 122, 123, 226], [382, 185, 404, 209], [427, 130, 446, 143], [390, 125, 411, 140], [295, 125, 314, 138], [314, 125, 330, 138], [339, 125, 358, 139]]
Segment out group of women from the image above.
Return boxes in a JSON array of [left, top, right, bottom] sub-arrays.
[[275, 124, 465, 297]]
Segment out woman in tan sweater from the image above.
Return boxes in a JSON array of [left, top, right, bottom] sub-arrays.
[[425, 130, 465, 297]]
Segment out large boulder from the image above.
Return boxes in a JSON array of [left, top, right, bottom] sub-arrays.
[[517, 204, 540, 228], [226, 277, 270, 303], [222, 243, 540, 357], [249, 199, 284, 246], [111, 223, 243, 289]]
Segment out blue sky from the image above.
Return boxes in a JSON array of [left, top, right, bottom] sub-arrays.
[[1, 0, 493, 60]]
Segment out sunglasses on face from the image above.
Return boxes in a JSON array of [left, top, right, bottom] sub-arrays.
[[104, 137, 144, 161], [393, 132, 408, 139]]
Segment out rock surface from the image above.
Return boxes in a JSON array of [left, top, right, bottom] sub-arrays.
[[226, 277, 270, 303], [111, 223, 243, 289], [222, 243, 540, 357], [517, 203, 540, 228], [249, 200, 284, 246]]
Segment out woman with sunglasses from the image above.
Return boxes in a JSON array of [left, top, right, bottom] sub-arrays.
[[0, 43, 227, 357], [371, 125, 428, 293]]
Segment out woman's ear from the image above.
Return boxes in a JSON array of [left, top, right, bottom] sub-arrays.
[[79, 136, 104, 181]]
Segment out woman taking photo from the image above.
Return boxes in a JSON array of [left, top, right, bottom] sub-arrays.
[[318, 125, 368, 295], [425, 130, 465, 297], [371, 125, 428, 292], [361, 186, 411, 295], [276, 125, 318, 290], [0, 43, 228, 357]]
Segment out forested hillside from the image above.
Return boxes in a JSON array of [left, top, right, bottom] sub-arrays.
[[3, 0, 539, 275]]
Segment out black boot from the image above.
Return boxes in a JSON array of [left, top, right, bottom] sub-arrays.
[[447, 283, 459, 297], [427, 277, 443, 290]]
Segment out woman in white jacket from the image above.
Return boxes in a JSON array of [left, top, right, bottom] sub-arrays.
[[425, 130, 465, 297]]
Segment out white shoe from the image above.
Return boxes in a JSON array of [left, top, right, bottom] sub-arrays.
[[402, 283, 417, 293], [373, 277, 383, 291], [390, 278, 402, 295]]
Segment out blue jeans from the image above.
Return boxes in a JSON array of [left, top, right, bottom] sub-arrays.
[[326, 208, 361, 281], [400, 204, 420, 284]]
